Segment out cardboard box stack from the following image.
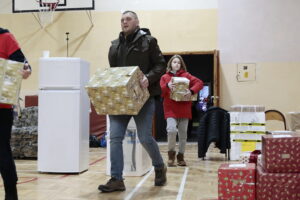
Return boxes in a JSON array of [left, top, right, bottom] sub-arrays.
[[0, 58, 23, 105], [170, 77, 197, 101], [256, 133, 300, 199], [230, 105, 266, 160], [85, 66, 149, 115], [218, 163, 256, 200]]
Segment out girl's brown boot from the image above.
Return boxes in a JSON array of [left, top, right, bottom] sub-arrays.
[[167, 151, 176, 167]]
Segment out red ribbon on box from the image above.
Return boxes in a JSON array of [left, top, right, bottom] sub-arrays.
[[249, 150, 261, 164]]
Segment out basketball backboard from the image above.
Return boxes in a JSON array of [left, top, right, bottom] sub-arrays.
[[13, 0, 95, 13]]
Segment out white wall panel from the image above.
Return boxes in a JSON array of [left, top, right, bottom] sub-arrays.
[[218, 0, 300, 63]]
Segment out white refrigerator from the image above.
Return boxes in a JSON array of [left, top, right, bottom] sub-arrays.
[[38, 57, 90, 173]]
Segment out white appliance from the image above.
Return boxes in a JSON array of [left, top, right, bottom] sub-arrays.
[[38, 57, 90, 173]]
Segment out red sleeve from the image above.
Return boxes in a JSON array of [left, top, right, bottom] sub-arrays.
[[187, 73, 204, 94], [160, 74, 170, 98], [4, 32, 20, 57]]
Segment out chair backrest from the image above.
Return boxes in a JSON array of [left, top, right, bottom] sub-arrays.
[[265, 109, 287, 130]]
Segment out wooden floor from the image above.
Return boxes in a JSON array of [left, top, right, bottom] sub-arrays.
[[0, 143, 234, 200]]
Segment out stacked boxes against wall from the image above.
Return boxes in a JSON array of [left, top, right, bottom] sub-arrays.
[[256, 133, 300, 199], [229, 105, 266, 160], [218, 163, 256, 200], [85, 66, 149, 115], [0, 58, 23, 105]]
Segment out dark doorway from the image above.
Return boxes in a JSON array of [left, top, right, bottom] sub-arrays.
[[154, 52, 218, 142]]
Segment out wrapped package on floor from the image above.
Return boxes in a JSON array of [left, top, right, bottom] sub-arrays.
[[230, 105, 265, 160], [86, 66, 149, 115], [0, 58, 23, 105], [262, 134, 300, 173], [170, 77, 197, 101], [239, 152, 261, 164], [218, 163, 256, 200], [256, 163, 300, 200], [106, 128, 152, 176]]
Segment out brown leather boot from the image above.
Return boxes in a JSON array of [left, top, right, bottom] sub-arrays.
[[154, 164, 167, 186], [167, 151, 176, 167], [177, 153, 187, 166]]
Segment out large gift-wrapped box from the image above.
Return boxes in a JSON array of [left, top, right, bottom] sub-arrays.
[[218, 163, 256, 200], [256, 163, 300, 200], [0, 58, 23, 105], [262, 134, 300, 173], [86, 66, 149, 115], [170, 77, 197, 101]]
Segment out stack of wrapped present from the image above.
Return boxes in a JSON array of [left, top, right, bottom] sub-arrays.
[[11, 106, 38, 158], [218, 163, 256, 200], [256, 133, 300, 199], [86, 66, 149, 115], [0, 58, 23, 105], [170, 77, 197, 101], [230, 105, 266, 160]]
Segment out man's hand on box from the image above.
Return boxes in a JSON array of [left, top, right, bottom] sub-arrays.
[[140, 75, 149, 89], [22, 63, 31, 79]]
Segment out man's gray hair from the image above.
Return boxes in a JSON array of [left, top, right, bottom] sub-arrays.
[[122, 10, 139, 19]]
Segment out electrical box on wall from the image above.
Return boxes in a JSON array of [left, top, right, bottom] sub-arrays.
[[237, 63, 256, 82]]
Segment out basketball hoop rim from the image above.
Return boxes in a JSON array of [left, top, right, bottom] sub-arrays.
[[36, 0, 60, 9]]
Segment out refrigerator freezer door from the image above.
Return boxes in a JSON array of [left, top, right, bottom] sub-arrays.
[[38, 90, 89, 173], [39, 57, 89, 90]]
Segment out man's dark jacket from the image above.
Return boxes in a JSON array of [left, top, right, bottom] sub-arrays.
[[108, 28, 166, 96]]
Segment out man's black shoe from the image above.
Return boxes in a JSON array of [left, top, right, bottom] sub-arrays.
[[98, 177, 126, 193]]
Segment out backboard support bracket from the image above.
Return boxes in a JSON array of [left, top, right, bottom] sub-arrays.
[[31, 10, 94, 29]]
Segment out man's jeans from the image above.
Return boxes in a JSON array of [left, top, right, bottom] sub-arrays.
[[109, 97, 164, 180]]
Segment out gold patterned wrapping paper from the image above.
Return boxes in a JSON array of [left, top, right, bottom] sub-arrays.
[[0, 58, 23, 105], [86, 66, 149, 115], [170, 77, 197, 101]]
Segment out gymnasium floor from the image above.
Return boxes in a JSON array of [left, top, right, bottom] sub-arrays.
[[0, 143, 231, 200]]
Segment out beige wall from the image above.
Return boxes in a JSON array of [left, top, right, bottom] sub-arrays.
[[3, 7, 299, 115], [0, 9, 217, 99], [220, 62, 300, 113]]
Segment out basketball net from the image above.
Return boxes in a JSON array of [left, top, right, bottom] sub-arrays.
[[36, 0, 60, 27]]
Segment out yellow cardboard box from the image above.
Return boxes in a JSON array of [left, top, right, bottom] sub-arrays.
[[0, 58, 23, 105], [86, 66, 149, 115]]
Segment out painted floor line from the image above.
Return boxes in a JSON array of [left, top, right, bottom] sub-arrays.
[[124, 168, 154, 200], [177, 167, 189, 200]]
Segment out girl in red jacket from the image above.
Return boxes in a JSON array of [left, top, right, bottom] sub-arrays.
[[160, 55, 203, 166]]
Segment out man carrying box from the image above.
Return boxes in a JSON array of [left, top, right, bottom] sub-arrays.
[[0, 27, 32, 200], [98, 11, 167, 193]]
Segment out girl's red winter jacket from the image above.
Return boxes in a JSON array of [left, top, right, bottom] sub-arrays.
[[160, 69, 203, 119]]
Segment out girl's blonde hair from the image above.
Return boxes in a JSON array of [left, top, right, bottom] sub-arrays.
[[166, 54, 187, 72]]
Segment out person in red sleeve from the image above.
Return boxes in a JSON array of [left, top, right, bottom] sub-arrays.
[[0, 27, 32, 200], [160, 55, 203, 167]]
